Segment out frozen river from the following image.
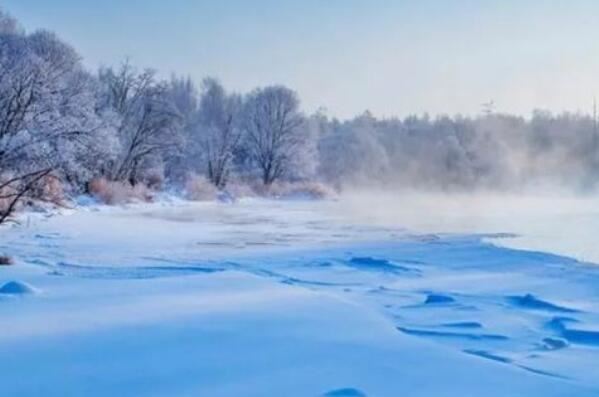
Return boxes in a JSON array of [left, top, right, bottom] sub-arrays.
[[0, 197, 598, 396]]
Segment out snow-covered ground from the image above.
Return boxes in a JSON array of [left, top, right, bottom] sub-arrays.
[[1, 197, 599, 396]]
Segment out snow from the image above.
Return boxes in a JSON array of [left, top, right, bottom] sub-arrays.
[[1, 198, 599, 396], [0, 280, 37, 295]]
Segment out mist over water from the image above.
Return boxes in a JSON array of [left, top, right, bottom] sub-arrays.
[[334, 189, 599, 265]]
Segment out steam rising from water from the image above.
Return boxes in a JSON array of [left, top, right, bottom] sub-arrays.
[[334, 189, 599, 265]]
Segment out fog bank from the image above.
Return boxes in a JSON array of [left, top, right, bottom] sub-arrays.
[[334, 189, 599, 265]]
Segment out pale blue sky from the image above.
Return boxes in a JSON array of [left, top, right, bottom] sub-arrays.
[[4, 0, 599, 119]]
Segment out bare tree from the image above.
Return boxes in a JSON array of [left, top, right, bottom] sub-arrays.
[[198, 78, 242, 188], [99, 62, 181, 184], [242, 86, 305, 185]]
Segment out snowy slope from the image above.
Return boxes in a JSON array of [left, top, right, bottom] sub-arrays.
[[0, 199, 598, 396]]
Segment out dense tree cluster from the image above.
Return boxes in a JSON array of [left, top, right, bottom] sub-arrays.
[[1, 8, 599, 221], [316, 110, 599, 191]]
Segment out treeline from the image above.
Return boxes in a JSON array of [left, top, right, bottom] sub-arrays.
[[316, 110, 599, 191], [1, 8, 599, 220]]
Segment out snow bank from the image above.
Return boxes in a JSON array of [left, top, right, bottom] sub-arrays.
[[0, 281, 38, 295]]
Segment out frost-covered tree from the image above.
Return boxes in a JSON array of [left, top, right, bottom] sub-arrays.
[[23, 30, 118, 187], [98, 62, 182, 184], [0, 16, 115, 191], [164, 75, 200, 184], [318, 112, 390, 188], [241, 86, 306, 185], [0, 10, 119, 221], [198, 78, 242, 188]]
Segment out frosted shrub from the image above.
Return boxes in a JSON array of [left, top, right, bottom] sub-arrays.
[[31, 173, 65, 205], [130, 183, 153, 203], [184, 174, 218, 201], [0, 174, 18, 215], [142, 169, 164, 190], [88, 177, 153, 205], [223, 179, 256, 199], [264, 181, 337, 200], [88, 177, 117, 204], [0, 170, 64, 222]]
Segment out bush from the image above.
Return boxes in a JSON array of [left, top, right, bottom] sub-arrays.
[[184, 174, 218, 201], [30, 173, 65, 205], [223, 179, 257, 199], [141, 169, 164, 190], [263, 181, 337, 200], [0, 171, 65, 222], [217, 179, 337, 200], [88, 177, 153, 205], [0, 173, 18, 216]]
